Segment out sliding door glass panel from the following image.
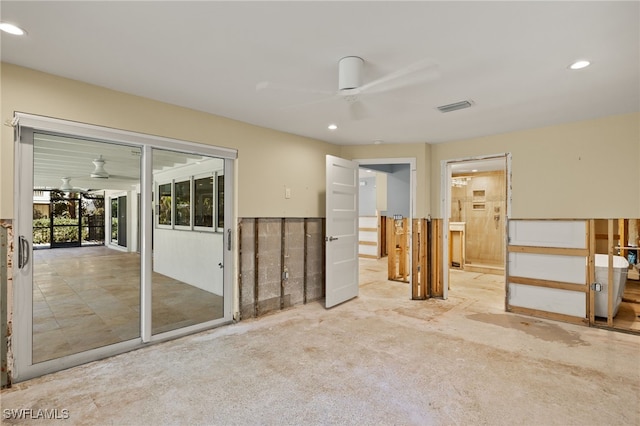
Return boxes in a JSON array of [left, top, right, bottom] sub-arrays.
[[152, 149, 225, 335], [111, 198, 119, 244], [32, 133, 141, 363]]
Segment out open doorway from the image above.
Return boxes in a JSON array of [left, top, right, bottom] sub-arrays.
[[356, 158, 415, 300], [442, 154, 511, 309]]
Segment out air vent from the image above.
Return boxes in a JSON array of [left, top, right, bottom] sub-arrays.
[[437, 100, 474, 113]]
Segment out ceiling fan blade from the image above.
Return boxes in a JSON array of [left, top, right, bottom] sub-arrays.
[[280, 94, 338, 111], [348, 100, 369, 121], [256, 81, 334, 96], [357, 59, 440, 94], [107, 174, 140, 181]]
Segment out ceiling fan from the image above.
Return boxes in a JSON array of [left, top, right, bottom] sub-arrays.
[[58, 177, 92, 194], [256, 56, 440, 120], [53, 155, 138, 192], [90, 155, 109, 179], [88, 155, 138, 181]]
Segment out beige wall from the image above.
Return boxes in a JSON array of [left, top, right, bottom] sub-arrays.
[[340, 143, 431, 218], [3, 63, 638, 221], [431, 113, 640, 219], [0, 63, 340, 219]]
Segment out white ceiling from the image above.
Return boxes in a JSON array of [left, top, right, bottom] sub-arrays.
[[1, 1, 638, 146], [33, 133, 214, 192]]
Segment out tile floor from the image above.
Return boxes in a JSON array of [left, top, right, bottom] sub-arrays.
[[33, 246, 223, 363]]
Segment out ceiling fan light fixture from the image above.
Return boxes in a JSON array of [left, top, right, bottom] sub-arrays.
[[338, 56, 364, 91], [91, 155, 109, 178], [60, 178, 73, 191]]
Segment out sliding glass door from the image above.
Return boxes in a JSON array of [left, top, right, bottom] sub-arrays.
[[13, 113, 236, 381], [151, 149, 225, 334], [28, 135, 142, 364]]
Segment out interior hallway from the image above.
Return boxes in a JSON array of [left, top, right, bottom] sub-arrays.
[[2, 258, 639, 425]]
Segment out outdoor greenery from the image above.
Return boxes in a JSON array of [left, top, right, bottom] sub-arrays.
[[32, 194, 105, 245], [33, 217, 80, 244]]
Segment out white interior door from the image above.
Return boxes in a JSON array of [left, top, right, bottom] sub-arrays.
[[325, 155, 359, 308]]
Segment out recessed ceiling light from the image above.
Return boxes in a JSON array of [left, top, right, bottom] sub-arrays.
[[0, 22, 26, 36], [373, 139, 383, 145], [569, 60, 590, 70], [328, 124, 338, 130], [472, 169, 478, 172]]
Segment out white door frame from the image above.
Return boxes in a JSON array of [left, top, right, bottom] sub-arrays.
[[106, 191, 129, 251], [441, 153, 512, 300], [355, 157, 416, 292], [12, 113, 237, 381]]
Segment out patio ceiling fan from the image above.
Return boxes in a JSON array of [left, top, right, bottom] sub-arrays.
[[58, 177, 92, 194], [89, 155, 138, 181], [256, 56, 440, 120], [90, 155, 109, 179]]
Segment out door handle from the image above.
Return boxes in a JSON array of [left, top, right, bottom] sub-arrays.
[[326, 236, 339, 242], [18, 235, 30, 269], [227, 229, 232, 251]]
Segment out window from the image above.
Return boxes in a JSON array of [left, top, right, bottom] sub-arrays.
[[174, 180, 191, 227], [158, 183, 172, 226], [155, 171, 223, 232], [217, 174, 224, 230], [195, 176, 214, 228], [111, 198, 119, 241]]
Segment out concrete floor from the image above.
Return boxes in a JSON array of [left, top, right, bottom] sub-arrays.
[[2, 258, 639, 425]]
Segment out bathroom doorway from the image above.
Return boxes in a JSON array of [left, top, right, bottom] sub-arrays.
[[442, 154, 511, 304]]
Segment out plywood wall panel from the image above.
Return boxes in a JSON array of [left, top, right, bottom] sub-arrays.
[[509, 283, 586, 318], [509, 220, 587, 248], [509, 252, 586, 284]]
